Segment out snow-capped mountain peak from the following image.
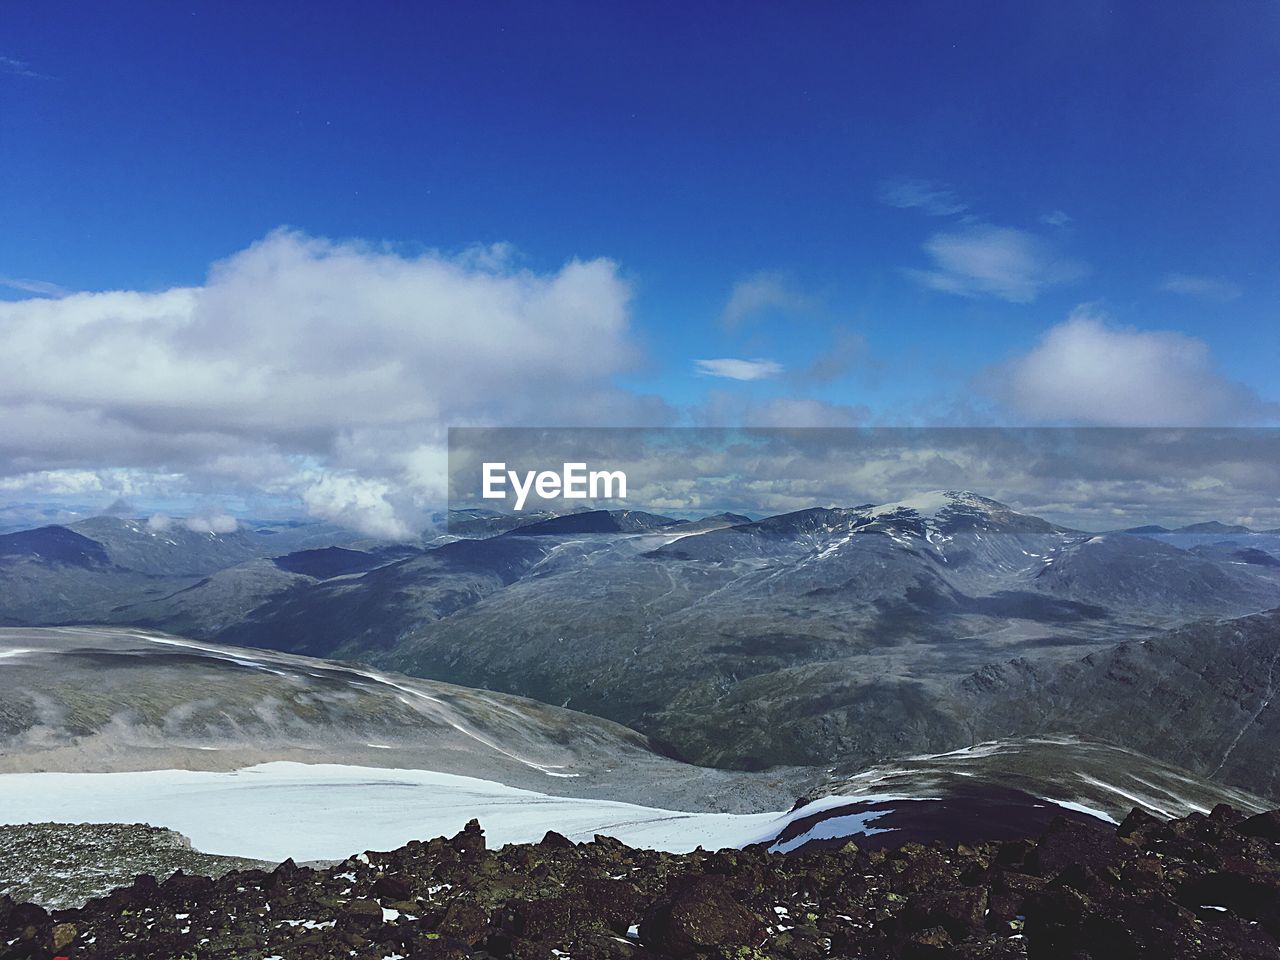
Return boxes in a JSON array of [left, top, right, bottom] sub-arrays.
[[862, 490, 1008, 522]]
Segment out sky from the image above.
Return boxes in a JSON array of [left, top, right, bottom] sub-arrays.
[[1, 3, 1278, 536]]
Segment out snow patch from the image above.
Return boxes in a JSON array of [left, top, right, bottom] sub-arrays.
[[0, 761, 911, 862]]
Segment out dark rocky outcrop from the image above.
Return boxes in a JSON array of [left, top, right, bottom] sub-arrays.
[[3, 805, 1280, 959]]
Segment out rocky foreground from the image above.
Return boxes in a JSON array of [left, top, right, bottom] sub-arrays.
[[3, 805, 1280, 960]]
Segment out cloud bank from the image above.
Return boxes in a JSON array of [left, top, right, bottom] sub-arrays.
[[994, 308, 1274, 426], [0, 230, 660, 537]]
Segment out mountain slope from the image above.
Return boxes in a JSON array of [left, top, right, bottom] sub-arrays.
[[0, 626, 796, 813], [963, 607, 1280, 799]]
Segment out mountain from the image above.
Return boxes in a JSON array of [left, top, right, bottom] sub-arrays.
[[817, 735, 1269, 820], [98, 559, 318, 637], [192, 492, 1280, 772], [1190, 544, 1280, 568], [1027, 532, 1279, 620], [502, 508, 684, 536], [959, 607, 1280, 799], [0, 518, 373, 633], [444, 507, 561, 537], [0, 525, 110, 567], [218, 535, 555, 658], [1123, 524, 1280, 569], [6, 622, 1279, 960], [65, 516, 360, 576], [372, 494, 1278, 767], [662, 606, 1280, 799], [6, 493, 1280, 787], [1176, 520, 1254, 535]]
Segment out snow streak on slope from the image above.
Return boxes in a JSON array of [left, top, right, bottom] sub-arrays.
[[822, 736, 1270, 822], [141, 631, 579, 777]]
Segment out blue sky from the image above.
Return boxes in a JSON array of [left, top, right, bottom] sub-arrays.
[[1, 3, 1277, 531]]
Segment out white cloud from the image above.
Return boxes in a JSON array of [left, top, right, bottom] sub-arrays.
[[0, 229, 659, 537], [907, 224, 1087, 303], [1160, 273, 1242, 302], [183, 511, 238, 535], [147, 513, 174, 533], [302, 473, 412, 541], [720, 272, 806, 328], [0, 56, 43, 79], [0, 469, 106, 496], [995, 308, 1274, 426], [878, 179, 968, 217], [0, 276, 69, 297], [1039, 210, 1072, 228], [145, 510, 237, 535], [694, 358, 784, 381]]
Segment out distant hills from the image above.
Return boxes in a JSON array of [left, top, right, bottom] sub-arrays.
[[1118, 520, 1279, 536], [0, 516, 369, 628]]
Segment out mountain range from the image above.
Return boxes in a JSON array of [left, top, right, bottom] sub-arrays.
[[3, 491, 1279, 799]]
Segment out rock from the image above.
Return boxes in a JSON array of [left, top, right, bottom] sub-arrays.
[[1179, 867, 1280, 928], [1120, 855, 1165, 889], [1236, 809, 1280, 842], [1118, 806, 1163, 839], [992, 838, 1032, 869], [902, 924, 952, 959], [576, 876, 645, 934], [539, 830, 576, 848], [1032, 815, 1124, 877], [50, 922, 76, 950], [1208, 802, 1248, 826], [448, 818, 486, 858], [372, 873, 412, 900], [7, 901, 47, 927], [338, 896, 384, 926], [437, 901, 488, 944], [639, 877, 765, 957], [508, 895, 577, 941], [905, 886, 989, 939], [413, 932, 473, 959], [893, 847, 958, 892]]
